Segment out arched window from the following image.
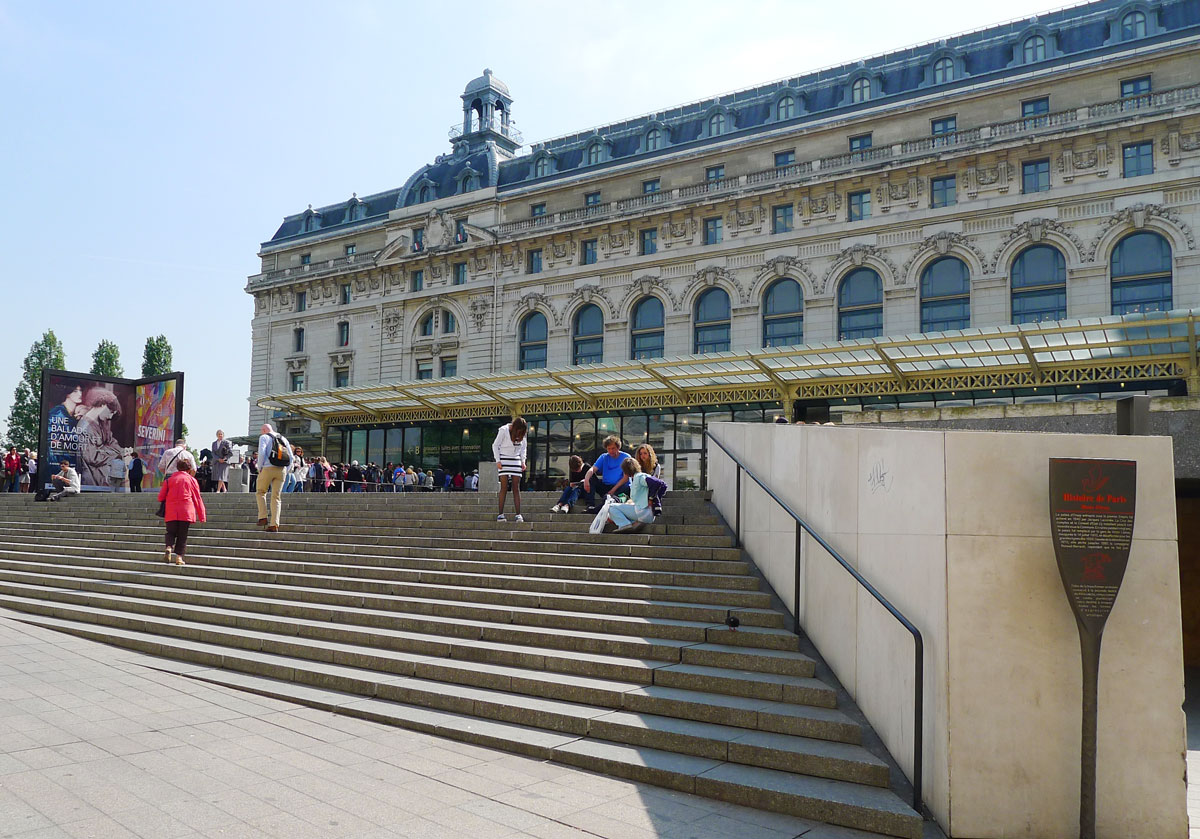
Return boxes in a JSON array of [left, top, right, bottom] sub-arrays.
[[851, 77, 871, 103], [920, 257, 971, 332], [1023, 34, 1046, 63], [572, 304, 604, 365], [349, 202, 366, 221], [646, 128, 662, 151], [933, 57, 954, 84], [1111, 231, 1172, 314], [708, 112, 726, 136], [838, 268, 883, 340], [763, 279, 804, 347], [418, 185, 431, 203], [303, 214, 318, 233], [694, 288, 731, 354], [777, 96, 796, 121], [1121, 10, 1147, 39], [630, 297, 665, 360], [443, 311, 457, 334], [1011, 245, 1066, 324], [533, 157, 549, 178], [519, 312, 548, 370], [586, 143, 602, 166], [419, 312, 435, 337]]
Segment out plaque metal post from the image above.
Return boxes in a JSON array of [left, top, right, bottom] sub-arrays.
[[1049, 457, 1136, 839]]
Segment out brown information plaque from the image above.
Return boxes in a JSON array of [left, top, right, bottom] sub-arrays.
[[1049, 457, 1136, 839]]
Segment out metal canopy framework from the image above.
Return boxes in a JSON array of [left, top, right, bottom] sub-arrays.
[[259, 310, 1200, 426]]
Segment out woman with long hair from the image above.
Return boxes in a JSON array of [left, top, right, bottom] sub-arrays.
[[76, 387, 124, 488], [492, 416, 528, 522]]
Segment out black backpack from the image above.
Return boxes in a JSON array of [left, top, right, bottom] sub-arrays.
[[267, 434, 292, 467]]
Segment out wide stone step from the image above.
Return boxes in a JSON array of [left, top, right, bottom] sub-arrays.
[[0, 560, 798, 653], [0, 520, 750, 577], [0, 525, 756, 590], [0, 553, 784, 629], [0, 606, 917, 839], [0, 597, 846, 738], [0, 539, 770, 609]]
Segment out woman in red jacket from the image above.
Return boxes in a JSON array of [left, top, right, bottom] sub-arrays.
[[157, 459, 206, 566]]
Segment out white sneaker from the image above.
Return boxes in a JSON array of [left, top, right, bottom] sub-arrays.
[[496, 514, 506, 522], [550, 504, 562, 513], [514, 514, 524, 523]]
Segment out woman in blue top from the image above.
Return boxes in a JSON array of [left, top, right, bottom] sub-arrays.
[[582, 435, 631, 513]]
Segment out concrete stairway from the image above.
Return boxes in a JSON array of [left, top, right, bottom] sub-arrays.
[[0, 491, 922, 838]]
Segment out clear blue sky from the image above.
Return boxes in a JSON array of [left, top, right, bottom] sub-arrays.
[[0, 0, 1061, 444]]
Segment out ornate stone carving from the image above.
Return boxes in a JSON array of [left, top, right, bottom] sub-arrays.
[[1057, 144, 1112, 182], [549, 240, 577, 262], [820, 244, 899, 293], [801, 192, 841, 224], [660, 218, 698, 248], [988, 218, 1086, 271], [899, 231, 988, 279], [966, 161, 1011, 198], [1084, 203, 1196, 261], [329, 350, 354, 367], [473, 253, 491, 272], [755, 256, 816, 295], [565, 284, 615, 317], [382, 310, 402, 341], [683, 265, 749, 305], [284, 355, 308, 372], [421, 209, 455, 251], [469, 294, 492, 332], [600, 228, 633, 258], [513, 291, 560, 327], [1181, 132, 1200, 152], [618, 275, 681, 313]]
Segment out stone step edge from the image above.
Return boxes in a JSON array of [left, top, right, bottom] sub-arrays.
[[0, 519, 741, 564], [0, 557, 787, 632], [0, 565, 810, 680], [184, 670, 917, 837], [1, 608, 914, 836], [0, 592, 851, 743], [0, 539, 766, 607]]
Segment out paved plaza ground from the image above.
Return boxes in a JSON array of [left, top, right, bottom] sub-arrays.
[[0, 612, 875, 839]]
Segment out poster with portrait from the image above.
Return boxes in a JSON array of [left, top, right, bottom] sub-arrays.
[[38, 370, 183, 491]]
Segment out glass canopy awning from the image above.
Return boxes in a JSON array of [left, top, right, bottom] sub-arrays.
[[258, 309, 1199, 424]]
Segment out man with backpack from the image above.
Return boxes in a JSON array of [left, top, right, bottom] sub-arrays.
[[255, 423, 293, 532]]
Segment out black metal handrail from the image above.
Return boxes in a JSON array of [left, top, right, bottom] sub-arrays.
[[705, 429, 925, 814]]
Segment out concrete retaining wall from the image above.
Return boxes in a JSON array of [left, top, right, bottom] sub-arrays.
[[708, 422, 1186, 838]]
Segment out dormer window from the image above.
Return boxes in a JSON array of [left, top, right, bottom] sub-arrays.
[[933, 57, 953, 84], [851, 77, 871, 103], [708, 112, 726, 136], [1121, 10, 1147, 39], [586, 143, 602, 166], [1023, 34, 1046, 63], [646, 128, 663, 151], [418, 184, 432, 203], [777, 96, 796, 121], [534, 156, 549, 178], [348, 197, 367, 221]]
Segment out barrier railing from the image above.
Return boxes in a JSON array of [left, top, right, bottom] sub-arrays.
[[705, 428, 925, 814]]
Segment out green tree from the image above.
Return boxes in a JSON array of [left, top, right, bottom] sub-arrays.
[[4, 331, 66, 450], [141, 335, 173, 377], [89, 340, 124, 378]]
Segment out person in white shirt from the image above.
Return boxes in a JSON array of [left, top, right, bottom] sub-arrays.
[[491, 417, 528, 523], [158, 438, 196, 477], [49, 460, 81, 501], [468, 471, 478, 491], [255, 424, 292, 532]]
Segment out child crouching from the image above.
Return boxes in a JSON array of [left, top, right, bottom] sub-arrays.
[[605, 458, 667, 533]]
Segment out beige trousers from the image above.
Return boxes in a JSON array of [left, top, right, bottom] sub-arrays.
[[256, 466, 287, 526]]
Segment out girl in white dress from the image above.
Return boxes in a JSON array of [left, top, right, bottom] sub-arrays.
[[492, 417, 528, 522]]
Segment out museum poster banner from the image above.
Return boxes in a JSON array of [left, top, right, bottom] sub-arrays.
[[39, 369, 184, 492]]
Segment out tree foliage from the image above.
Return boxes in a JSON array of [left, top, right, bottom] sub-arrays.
[[90, 340, 124, 378], [141, 335, 173, 377], [5, 331, 66, 450]]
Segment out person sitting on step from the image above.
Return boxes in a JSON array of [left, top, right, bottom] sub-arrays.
[[581, 435, 632, 513], [602, 458, 667, 534], [551, 455, 586, 513]]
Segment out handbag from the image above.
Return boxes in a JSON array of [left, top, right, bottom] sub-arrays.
[[588, 495, 614, 535]]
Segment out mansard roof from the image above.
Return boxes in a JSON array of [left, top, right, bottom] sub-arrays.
[[264, 0, 1199, 245], [497, 0, 1197, 188]]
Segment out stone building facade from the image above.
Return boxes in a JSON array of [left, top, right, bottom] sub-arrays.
[[245, 0, 1200, 480]]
